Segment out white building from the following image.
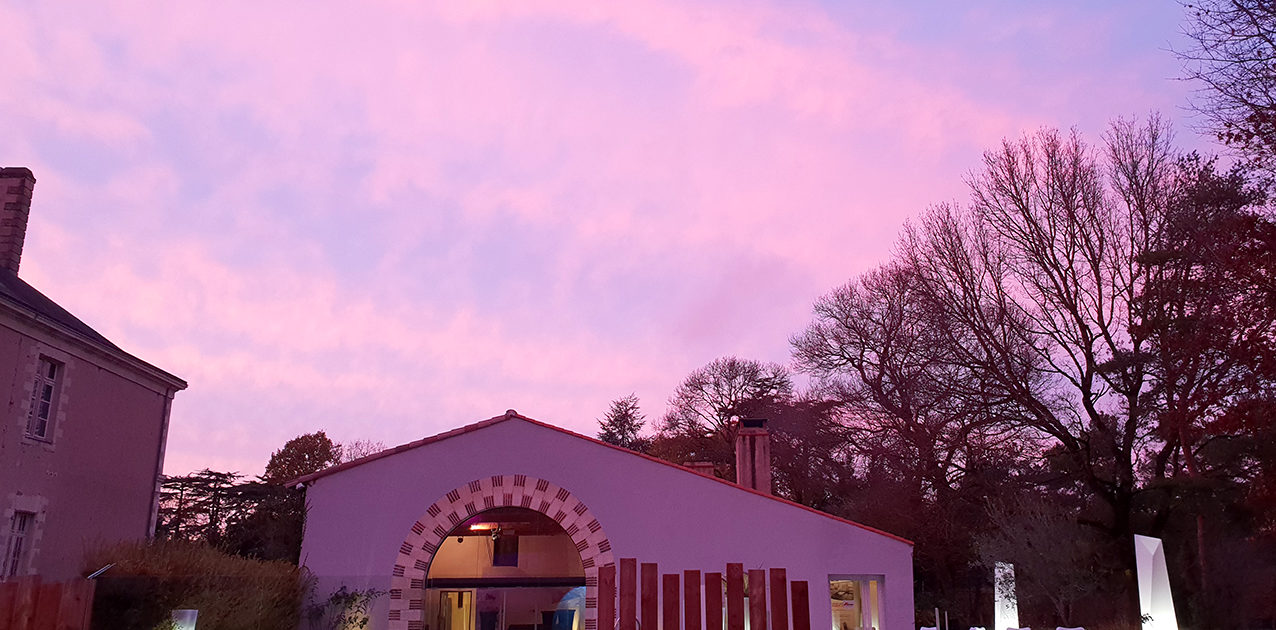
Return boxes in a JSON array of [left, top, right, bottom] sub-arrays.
[[295, 411, 914, 630]]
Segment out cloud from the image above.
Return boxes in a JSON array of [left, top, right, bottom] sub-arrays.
[[1, 1, 1197, 474]]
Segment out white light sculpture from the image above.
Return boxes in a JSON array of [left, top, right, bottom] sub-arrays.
[[1134, 534, 1179, 630], [993, 562, 1019, 630]]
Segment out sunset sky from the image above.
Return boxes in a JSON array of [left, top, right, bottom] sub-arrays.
[[1, 1, 1208, 475]]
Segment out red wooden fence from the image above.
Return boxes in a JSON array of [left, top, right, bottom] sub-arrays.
[[598, 560, 811, 630], [0, 578, 94, 630]]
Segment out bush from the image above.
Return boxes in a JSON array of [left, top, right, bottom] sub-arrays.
[[302, 585, 386, 630], [85, 539, 306, 630]]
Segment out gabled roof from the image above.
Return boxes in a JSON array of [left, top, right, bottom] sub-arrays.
[[0, 269, 117, 348], [292, 409, 913, 546], [0, 269, 187, 390]]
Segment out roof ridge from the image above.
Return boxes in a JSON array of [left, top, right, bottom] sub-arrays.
[[290, 410, 913, 546]]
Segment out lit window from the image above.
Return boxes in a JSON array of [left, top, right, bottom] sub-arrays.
[[3, 511, 34, 578], [26, 357, 61, 440]]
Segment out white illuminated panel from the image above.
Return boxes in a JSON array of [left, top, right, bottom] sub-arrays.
[[993, 562, 1019, 630], [1134, 535, 1178, 630]]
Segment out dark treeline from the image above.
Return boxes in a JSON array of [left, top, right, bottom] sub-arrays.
[[154, 431, 378, 564], [599, 117, 1276, 629]]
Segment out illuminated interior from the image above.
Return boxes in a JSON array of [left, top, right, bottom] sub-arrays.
[[425, 507, 586, 630], [829, 576, 882, 630]]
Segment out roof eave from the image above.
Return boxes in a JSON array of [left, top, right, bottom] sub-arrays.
[[291, 410, 914, 547], [0, 298, 187, 391]]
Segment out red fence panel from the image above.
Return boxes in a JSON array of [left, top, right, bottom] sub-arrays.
[[683, 570, 701, 630], [609, 560, 808, 630], [768, 569, 788, 630], [704, 572, 723, 630], [599, 564, 617, 630], [0, 579, 93, 630]]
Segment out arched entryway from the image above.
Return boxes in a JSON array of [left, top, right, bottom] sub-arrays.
[[389, 475, 615, 630]]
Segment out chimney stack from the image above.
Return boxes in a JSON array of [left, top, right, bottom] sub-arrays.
[[734, 418, 772, 494], [685, 461, 716, 478], [0, 167, 36, 275]]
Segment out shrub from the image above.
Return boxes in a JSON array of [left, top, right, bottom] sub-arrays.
[[85, 539, 305, 630], [302, 585, 386, 630]]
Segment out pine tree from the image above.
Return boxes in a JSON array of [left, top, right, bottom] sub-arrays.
[[597, 394, 648, 451]]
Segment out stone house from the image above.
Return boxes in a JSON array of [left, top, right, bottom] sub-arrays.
[[0, 167, 186, 579]]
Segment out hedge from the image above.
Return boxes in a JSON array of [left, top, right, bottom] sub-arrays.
[[84, 540, 306, 630]]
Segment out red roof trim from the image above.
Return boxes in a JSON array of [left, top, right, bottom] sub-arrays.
[[289, 410, 914, 546]]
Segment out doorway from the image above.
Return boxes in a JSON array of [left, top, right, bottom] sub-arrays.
[[424, 507, 585, 630], [439, 590, 475, 630]]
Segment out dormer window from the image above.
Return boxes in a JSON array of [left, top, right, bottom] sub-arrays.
[[26, 357, 61, 440]]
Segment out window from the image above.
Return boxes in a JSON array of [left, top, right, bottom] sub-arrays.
[[830, 576, 883, 630], [26, 357, 61, 440], [3, 511, 34, 578], [492, 534, 518, 567]]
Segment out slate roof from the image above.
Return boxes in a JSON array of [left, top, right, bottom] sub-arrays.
[[292, 409, 914, 546], [0, 269, 117, 349]]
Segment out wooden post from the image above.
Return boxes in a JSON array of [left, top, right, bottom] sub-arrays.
[[32, 582, 61, 629], [620, 559, 638, 630], [747, 569, 767, 630], [600, 565, 618, 630], [726, 564, 745, 630], [790, 581, 810, 630], [641, 563, 659, 630], [61, 579, 96, 630], [683, 570, 702, 630], [704, 573, 723, 630], [662, 574, 681, 630], [0, 581, 14, 630], [11, 576, 40, 629], [768, 569, 788, 630]]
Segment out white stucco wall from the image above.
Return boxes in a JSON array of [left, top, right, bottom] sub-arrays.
[[300, 417, 914, 630]]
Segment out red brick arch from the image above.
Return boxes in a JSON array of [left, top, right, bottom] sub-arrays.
[[388, 475, 615, 630]]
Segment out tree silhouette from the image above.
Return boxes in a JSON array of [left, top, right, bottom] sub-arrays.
[[263, 431, 342, 484], [597, 394, 648, 452]]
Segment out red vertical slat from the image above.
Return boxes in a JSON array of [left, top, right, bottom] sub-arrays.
[[747, 569, 767, 630], [683, 570, 702, 630], [725, 564, 745, 630], [620, 559, 638, 630], [600, 564, 617, 630], [704, 572, 723, 630], [790, 581, 810, 630], [0, 581, 16, 630], [31, 582, 60, 629], [662, 574, 681, 630], [11, 576, 40, 630], [768, 569, 788, 630], [70, 579, 96, 630], [641, 563, 659, 630]]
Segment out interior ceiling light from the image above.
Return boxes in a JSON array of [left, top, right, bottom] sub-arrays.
[[468, 523, 499, 531]]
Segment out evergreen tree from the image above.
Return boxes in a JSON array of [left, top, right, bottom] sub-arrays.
[[597, 394, 648, 452]]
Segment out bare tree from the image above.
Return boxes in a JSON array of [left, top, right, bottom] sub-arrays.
[[906, 119, 1177, 526], [976, 493, 1107, 627], [660, 356, 793, 445], [793, 262, 1036, 621], [341, 439, 387, 463], [1177, 0, 1276, 179], [794, 263, 1029, 502], [893, 119, 1182, 624]]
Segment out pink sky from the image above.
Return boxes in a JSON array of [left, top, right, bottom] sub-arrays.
[[1, 1, 1204, 475]]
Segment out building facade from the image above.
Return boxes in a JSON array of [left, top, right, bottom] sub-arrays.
[[0, 167, 186, 580], [296, 411, 915, 630]]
